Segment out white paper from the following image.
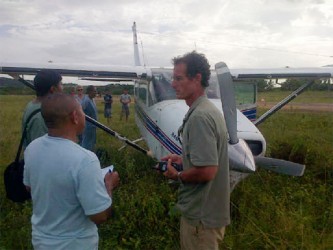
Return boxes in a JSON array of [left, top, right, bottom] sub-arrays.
[[101, 165, 114, 176]]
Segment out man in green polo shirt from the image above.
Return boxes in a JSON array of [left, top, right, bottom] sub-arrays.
[[162, 51, 230, 250]]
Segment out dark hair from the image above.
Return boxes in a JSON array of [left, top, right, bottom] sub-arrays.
[[34, 70, 62, 97], [172, 51, 211, 87], [86, 85, 95, 94]]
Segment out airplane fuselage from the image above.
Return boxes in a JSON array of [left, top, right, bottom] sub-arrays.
[[133, 68, 266, 174]]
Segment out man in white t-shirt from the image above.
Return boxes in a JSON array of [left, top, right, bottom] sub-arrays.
[[119, 89, 131, 122], [24, 93, 119, 249]]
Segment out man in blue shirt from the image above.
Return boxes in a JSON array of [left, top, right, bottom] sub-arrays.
[[24, 93, 119, 249], [103, 90, 113, 124], [81, 85, 98, 151]]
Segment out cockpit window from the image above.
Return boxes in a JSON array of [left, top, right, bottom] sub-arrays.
[[152, 71, 176, 102], [151, 69, 220, 102]]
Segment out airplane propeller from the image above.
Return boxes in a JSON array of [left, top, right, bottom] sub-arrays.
[[254, 157, 305, 176], [215, 62, 305, 176]]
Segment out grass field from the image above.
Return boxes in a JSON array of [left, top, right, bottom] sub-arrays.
[[258, 90, 333, 103], [0, 93, 332, 249]]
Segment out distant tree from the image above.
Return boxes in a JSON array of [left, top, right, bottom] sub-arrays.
[[280, 78, 332, 91], [256, 79, 274, 92], [280, 78, 306, 91], [309, 79, 332, 91], [96, 84, 134, 95]]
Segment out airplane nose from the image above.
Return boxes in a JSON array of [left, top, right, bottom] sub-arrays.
[[228, 139, 256, 173]]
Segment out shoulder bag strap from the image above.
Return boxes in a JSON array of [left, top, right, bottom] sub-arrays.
[[14, 108, 41, 163], [177, 107, 196, 145]]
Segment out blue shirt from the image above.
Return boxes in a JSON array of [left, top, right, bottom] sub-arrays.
[[81, 95, 98, 128], [103, 94, 113, 109], [23, 135, 111, 249]]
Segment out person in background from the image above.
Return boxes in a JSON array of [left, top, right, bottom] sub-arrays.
[[161, 51, 230, 250], [22, 70, 63, 148], [119, 89, 131, 122], [75, 85, 84, 104], [75, 85, 85, 144], [70, 87, 75, 96], [24, 93, 119, 249], [81, 85, 98, 151], [103, 90, 113, 124]]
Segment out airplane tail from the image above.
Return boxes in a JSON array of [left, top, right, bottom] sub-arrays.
[[132, 22, 141, 66]]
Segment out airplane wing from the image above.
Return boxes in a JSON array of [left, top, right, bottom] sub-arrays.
[[79, 77, 135, 82], [0, 62, 147, 81], [228, 66, 332, 126], [230, 67, 333, 80], [2, 62, 332, 80]]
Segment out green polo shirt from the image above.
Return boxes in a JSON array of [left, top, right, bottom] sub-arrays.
[[22, 101, 47, 148], [176, 96, 230, 228]]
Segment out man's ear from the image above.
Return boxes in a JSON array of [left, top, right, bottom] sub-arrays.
[[194, 73, 202, 85], [49, 85, 57, 93], [70, 110, 79, 125], [50, 84, 62, 93]]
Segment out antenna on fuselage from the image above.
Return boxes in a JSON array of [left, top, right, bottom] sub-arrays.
[[132, 22, 141, 66]]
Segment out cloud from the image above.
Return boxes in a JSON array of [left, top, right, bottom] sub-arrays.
[[0, 0, 332, 68]]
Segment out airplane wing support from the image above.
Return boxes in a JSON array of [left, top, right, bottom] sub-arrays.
[[254, 78, 316, 126], [118, 138, 144, 151], [14, 76, 152, 158]]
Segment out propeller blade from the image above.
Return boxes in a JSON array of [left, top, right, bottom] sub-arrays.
[[254, 156, 305, 176], [215, 62, 238, 144], [228, 139, 256, 173]]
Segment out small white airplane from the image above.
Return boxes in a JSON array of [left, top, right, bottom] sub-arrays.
[[1, 22, 332, 189]]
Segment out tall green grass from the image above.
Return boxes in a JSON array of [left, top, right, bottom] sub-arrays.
[[0, 94, 332, 249], [258, 90, 333, 103]]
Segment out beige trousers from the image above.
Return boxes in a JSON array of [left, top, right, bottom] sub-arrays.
[[180, 217, 225, 250]]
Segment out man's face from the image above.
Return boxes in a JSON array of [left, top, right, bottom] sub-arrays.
[[77, 86, 83, 94], [172, 63, 196, 100], [89, 87, 97, 98]]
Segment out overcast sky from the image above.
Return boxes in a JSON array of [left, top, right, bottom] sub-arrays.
[[1, 0, 333, 71]]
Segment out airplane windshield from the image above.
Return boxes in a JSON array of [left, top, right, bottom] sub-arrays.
[[152, 70, 176, 102], [151, 69, 220, 103]]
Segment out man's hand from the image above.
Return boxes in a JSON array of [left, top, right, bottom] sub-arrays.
[[104, 171, 119, 197], [161, 154, 182, 181], [161, 154, 182, 165]]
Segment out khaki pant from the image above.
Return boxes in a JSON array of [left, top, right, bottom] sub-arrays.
[[180, 217, 225, 250]]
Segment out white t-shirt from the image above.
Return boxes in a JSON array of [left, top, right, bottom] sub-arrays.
[[23, 135, 111, 250], [120, 94, 131, 106]]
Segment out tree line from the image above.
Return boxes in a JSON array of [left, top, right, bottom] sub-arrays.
[[0, 77, 133, 95], [255, 78, 332, 92]]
